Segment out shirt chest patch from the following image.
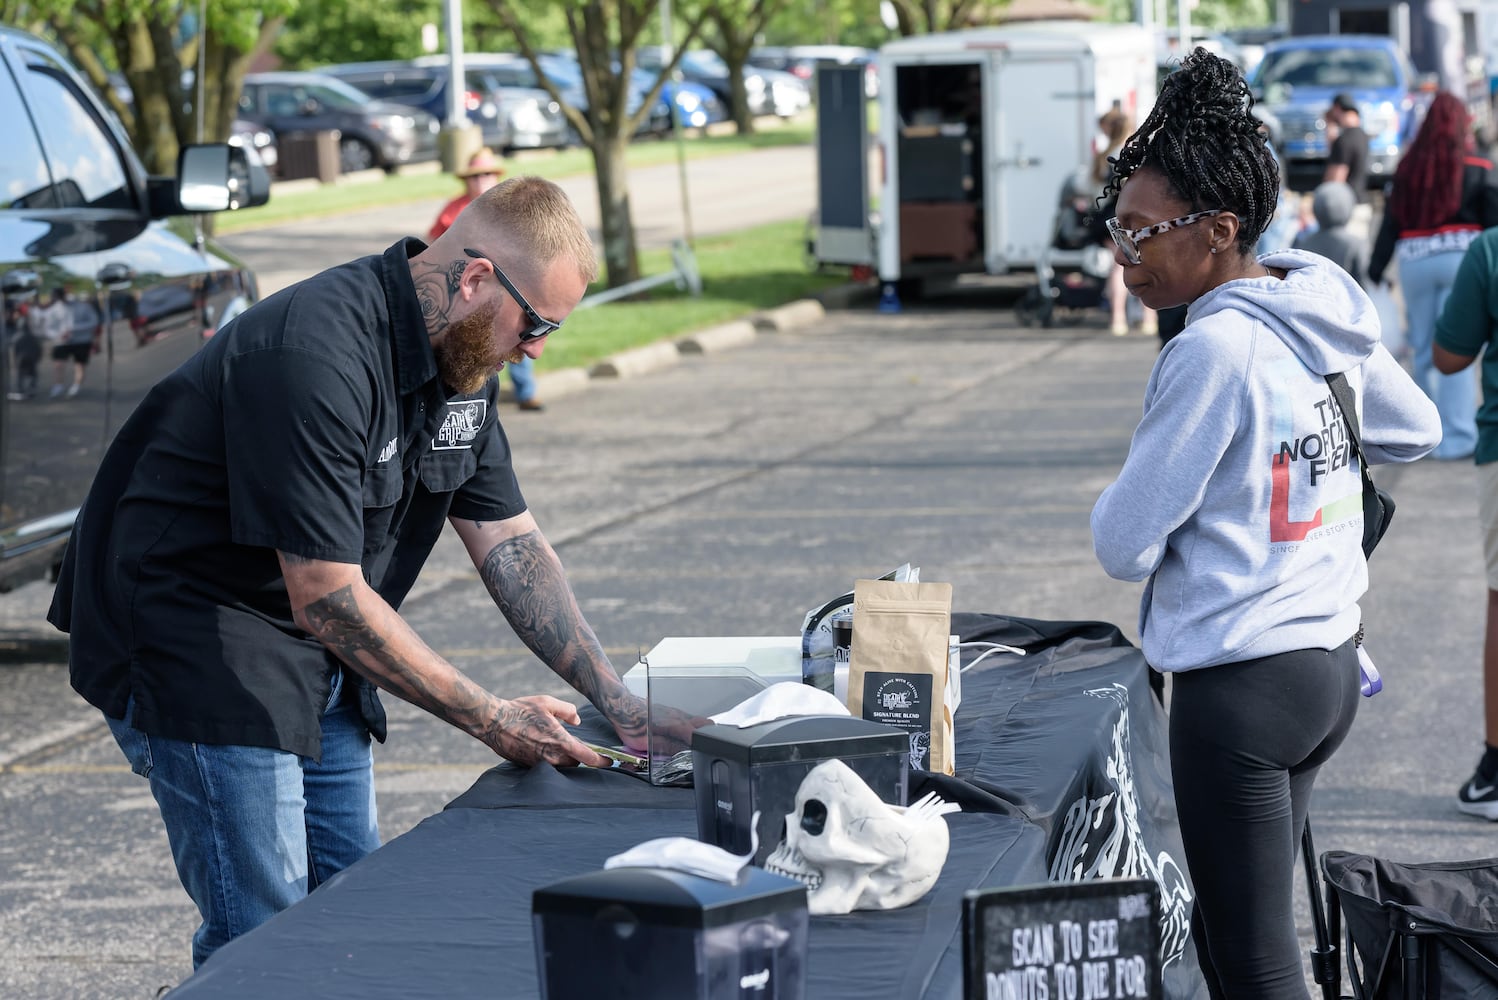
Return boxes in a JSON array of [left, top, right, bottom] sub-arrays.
[[433, 399, 488, 450]]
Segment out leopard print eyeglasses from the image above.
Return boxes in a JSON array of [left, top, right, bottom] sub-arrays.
[[1105, 210, 1224, 265]]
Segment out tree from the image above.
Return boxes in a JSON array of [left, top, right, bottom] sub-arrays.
[[759, 0, 888, 48], [271, 0, 575, 70], [27, 0, 290, 175], [274, 0, 441, 68], [704, 0, 791, 134], [884, 0, 988, 34], [481, 0, 710, 289]]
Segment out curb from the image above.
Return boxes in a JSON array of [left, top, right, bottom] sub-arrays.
[[751, 298, 825, 333], [677, 319, 758, 354], [535, 284, 868, 402], [588, 339, 683, 379]]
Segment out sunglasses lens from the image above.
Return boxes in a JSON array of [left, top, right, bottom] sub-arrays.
[[523, 319, 557, 342]]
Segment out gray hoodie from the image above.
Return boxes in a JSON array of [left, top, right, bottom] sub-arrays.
[[1092, 250, 1439, 672], [1293, 181, 1368, 285]]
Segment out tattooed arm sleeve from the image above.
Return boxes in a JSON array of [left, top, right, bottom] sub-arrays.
[[276, 550, 606, 768], [450, 512, 648, 742]]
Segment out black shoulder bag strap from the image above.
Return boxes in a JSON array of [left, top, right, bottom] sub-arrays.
[[1324, 372, 1394, 558]]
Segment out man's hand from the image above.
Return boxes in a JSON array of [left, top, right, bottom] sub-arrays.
[[487, 695, 612, 768], [607, 692, 710, 756]]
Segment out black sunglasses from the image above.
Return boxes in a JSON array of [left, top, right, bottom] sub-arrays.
[[463, 248, 561, 342]]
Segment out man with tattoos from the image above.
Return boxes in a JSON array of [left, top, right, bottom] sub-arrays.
[[46, 176, 659, 968]]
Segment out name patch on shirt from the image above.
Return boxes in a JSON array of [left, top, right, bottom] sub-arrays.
[[434, 399, 487, 450]]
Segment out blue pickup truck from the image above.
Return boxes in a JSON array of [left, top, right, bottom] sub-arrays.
[[1248, 34, 1430, 187]]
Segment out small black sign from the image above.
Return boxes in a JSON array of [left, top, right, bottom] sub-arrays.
[[963, 878, 1162, 1000]]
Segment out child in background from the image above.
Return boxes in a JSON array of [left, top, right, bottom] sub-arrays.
[[1293, 181, 1369, 286]]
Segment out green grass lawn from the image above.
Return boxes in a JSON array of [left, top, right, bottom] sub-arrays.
[[539, 219, 850, 373], [219, 116, 817, 235]]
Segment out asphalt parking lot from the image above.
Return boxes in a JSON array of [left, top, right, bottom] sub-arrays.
[[2, 277, 1494, 998]]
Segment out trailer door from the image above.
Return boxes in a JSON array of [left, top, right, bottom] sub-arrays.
[[987, 51, 1090, 273], [814, 65, 874, 266]]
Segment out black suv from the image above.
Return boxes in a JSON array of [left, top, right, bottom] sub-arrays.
[[239, 71, 440, 174], [0, 24, 268, 592]]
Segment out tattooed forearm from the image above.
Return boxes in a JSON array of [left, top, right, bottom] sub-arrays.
[[481, 530, 619, 704], [302, 584, 493, 738]]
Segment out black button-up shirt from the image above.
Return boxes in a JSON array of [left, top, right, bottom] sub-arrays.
[[49, 239, 526, 758]]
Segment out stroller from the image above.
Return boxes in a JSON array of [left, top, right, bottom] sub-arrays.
[[1014, 170, 1113, 329], [1302, 822, 1498, 999]]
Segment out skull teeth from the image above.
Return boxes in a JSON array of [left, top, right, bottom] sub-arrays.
[[763, 846, 823, 890]]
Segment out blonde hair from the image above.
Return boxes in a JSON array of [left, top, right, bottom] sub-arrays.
[[457, 175, 599, 285], [1092, 108, 1134, 185]]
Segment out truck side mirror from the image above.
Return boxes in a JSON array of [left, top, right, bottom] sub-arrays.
[[148, 144, 271, 219]]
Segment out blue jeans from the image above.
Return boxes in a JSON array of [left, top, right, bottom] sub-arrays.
[[107, 668, 380, 968], [508, 355, 536, 403], [1401, 249, 1477, 459]]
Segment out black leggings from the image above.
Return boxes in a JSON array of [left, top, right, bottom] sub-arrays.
[[1169, 639, 1360, 1000]]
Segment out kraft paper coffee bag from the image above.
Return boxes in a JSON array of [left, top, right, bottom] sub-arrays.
[[847, 578, 954, 775]]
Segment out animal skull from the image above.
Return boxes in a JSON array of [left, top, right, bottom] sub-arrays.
[[763, 759, 954, 915]]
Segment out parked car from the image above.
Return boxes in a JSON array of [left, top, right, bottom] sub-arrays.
[[749, 45, 879, 99], [320, 59, 512, 152], [521, 52, 674, 139], [101, 71, 280, 174], [1248, 35, 1429, 186], [425, 54, 575, 150], [0, 23, 268, 593], [228, 118, 278, 173], [629, 67, 727, 130], [638, 47, 810, 119], [239, 71, 439, 174]]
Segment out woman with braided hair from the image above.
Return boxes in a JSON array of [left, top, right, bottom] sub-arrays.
[[1090, 49, 1439, 998], [1370, 91, 1498, 460]]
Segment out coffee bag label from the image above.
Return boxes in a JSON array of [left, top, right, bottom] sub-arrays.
[[861, 671, 933, 770]]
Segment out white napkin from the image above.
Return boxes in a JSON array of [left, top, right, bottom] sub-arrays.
[[603, 811, 762, 882], [710, 681, 850, 728]]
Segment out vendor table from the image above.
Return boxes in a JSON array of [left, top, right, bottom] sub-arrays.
[[170, 615, 1204, 999]]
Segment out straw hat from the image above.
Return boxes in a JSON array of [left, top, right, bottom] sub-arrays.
[[456, 147, 505, 179]]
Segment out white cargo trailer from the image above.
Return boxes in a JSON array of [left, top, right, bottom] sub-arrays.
[[814, 20, 1157, 302]]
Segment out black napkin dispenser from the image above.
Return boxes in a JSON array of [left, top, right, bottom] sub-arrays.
[[691, 715, 909, 865], [532, 865, 809, 999]]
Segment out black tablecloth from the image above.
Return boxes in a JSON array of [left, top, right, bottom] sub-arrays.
[[171, 615, 1204, 999]]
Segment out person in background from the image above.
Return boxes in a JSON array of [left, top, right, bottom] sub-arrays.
[[39, 287, 76, 398], [1091, 49, 1439, 998], [1092, 106, 1158, 337], [1432, 227, 1498, 820], [7, 297, 41, 400], [1323, 93, 1371, 246], [48, 176, 689, 968], [1254, 106, 1302, 255], [1293, 181, 1368, 286], [55, 288, 101, 398], [1370, 91, 1498, 461], [431, 147, 545, 412]]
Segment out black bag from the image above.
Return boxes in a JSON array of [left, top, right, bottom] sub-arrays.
[[1321, 850, 1498, 999], [1325, 373, 1395, 558]]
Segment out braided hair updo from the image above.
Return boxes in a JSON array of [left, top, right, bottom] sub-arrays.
[[1101, 47, 1280, 255]]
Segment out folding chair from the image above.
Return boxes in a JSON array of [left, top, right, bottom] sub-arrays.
[[1303, 820, 1498, 999]]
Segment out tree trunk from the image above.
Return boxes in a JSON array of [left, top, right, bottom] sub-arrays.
[[728, 65, 754, 134], [592, 133, 639, 288]]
